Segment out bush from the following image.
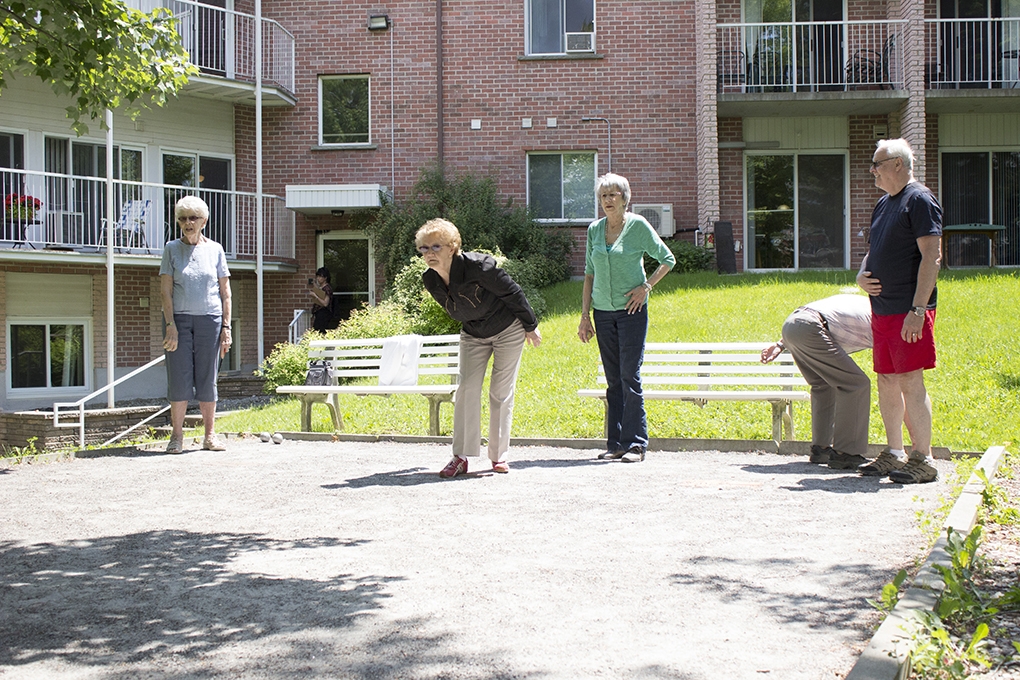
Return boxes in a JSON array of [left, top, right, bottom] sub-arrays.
[[256, 333, 315, 392], [645, 238, 715, 276]]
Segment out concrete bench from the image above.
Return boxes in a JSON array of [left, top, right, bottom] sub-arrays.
[[578, 342, 810, 441], [276, 334, 461, 435]]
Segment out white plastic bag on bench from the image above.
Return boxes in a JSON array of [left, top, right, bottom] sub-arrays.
[[379, 334, 424, 386]]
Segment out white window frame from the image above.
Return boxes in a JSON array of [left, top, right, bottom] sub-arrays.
[[318, 75, 372, 147], [6, 317, 93, 398], [525, 0, 596, 56], [318, 230, 376, 307], [526, 151, 598, 224]]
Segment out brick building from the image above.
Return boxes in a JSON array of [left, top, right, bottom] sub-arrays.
[[1, 0, 1018, 415]]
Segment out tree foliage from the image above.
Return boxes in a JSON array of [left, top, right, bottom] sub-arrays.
[[353, 164, 572, 288], [0, 0, 197, 135]]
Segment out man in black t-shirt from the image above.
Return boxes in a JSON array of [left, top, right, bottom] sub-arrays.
[[856, 139, 942, 484]]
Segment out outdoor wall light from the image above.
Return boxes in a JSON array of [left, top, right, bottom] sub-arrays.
[[368, 14, 390, 31]]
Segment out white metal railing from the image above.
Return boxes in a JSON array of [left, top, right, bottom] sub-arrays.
[[717, 20, 905, 92], [53, 356, 168, 450], [288, 309, 310, 345], [127, 0, 295, 94], [926, 18, 1020, 89], [1, 168, 295, 260]]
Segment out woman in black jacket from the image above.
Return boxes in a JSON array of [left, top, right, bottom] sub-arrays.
[[417, 218, 542, 478]]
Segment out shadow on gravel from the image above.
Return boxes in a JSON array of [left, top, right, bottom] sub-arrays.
[[671, 555, 883, 630], [325, 456, 604, 489], [0, 530, 394, 670]]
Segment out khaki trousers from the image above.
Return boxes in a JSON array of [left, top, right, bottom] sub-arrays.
[[453, 320, 527, 461]]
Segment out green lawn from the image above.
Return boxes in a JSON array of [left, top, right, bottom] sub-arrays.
[[217, 269, 1020, 454]]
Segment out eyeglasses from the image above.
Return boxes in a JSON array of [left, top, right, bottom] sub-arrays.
[[418, 243, 444, 254], [870, 157, 898, 170], [600, 191, 622, 200], [177, 215, 204, 223]]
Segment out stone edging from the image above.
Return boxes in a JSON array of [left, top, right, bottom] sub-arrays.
[[844, 444, 1009, 680]]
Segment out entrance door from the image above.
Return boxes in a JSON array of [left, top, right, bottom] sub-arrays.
[[320, 234, 374, 323]]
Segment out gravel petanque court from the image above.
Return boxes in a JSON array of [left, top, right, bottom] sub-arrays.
[[0, 438, 952, 679]]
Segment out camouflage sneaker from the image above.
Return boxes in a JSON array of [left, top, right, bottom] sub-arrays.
[[809, 445, 834, 464], [888, 453, 938, 484], [827, 450, 868, 470], [858, 450, 906, 477]]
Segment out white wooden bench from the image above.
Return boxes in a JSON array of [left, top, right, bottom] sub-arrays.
[[578, 342, 811, 441], [276, 334, 460, 435]]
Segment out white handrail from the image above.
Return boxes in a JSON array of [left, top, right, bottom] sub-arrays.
[[53, 355, 166, 450], [289, 309, 309, 344]]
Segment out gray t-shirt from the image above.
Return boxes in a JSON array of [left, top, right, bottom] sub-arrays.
[[803, 294, 873, 354], [159, 238, 230, 316]]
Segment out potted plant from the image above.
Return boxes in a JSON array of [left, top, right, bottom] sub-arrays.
[[4, 193, 42, 223]]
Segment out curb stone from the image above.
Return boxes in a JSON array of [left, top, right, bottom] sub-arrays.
[[845, 444, 1009, 680]]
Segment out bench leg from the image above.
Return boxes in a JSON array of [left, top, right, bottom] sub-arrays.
[[426, 394, 454, 436], [299, 394, 343, 432], [771, 401, 795, 441]]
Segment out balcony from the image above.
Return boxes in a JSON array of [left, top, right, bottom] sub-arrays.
[[925, 17, 1020, 113], [1, 169, 295, 268], [129, 0, 296, 106], [717, 20, 907, 117]]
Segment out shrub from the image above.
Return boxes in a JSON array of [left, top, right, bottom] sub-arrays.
[[645, 238, 715, 275], [256, 333, 315, 392], [328, 300, 416, 340]]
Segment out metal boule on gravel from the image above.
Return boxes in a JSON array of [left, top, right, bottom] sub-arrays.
[[259, 432, 271, 442], [272, 433, 284, 444]]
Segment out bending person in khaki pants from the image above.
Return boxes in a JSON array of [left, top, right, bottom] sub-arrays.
[[417, 218, 542, 478]]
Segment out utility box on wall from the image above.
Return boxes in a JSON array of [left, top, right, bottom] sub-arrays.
[[633, 204, 675, 238]]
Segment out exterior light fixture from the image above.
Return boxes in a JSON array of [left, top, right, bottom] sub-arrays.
[[368, 14, 390, 31]]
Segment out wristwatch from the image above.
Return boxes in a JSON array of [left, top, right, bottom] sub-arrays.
[[911, 305, 926, 318]]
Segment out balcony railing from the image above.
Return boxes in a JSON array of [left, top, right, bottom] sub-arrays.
[[717, 20, 905, 93], [129, 0, 295, 94], [2, 169, 295, 260], [926, 18, 1020, 89]]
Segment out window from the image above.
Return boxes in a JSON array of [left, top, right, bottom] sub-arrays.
[[527, 152, 596, 222], [8, 319, 90, 392], [320, 232, 374, 322], [1, 132, 26, 234], [745, 153, 847, 270], [941, 151, 1020, 265], [527, 0, 595, 55], [163, 152, 233, 251], [320, 76, 370, 145]]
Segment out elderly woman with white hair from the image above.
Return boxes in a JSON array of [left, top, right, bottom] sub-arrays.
[[578, 173, 675, 463], [159, 195, 232, 454]]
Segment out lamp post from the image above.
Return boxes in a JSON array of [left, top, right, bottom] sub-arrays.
[[581, 116, 611, 172]]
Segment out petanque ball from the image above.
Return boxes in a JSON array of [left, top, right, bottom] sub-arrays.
[[272, 433, 284, 444], [259, 431, 271, 442]]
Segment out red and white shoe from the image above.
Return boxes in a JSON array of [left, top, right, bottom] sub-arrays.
[[491, 460, 509, 474], [439, 456, 468, 478]]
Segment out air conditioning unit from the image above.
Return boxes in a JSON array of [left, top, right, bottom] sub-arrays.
[[633, 204, 675, 238], [566, 32, 595, 53]]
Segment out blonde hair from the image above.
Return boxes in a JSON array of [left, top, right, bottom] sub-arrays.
[[174, 195, 210, 220], [415, 218, 462, 254]]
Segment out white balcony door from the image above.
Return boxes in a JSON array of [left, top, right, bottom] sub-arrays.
[[162, 152, 232, 253]]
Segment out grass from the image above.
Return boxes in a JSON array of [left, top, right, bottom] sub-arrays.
[[215, 269, 1020, 454]]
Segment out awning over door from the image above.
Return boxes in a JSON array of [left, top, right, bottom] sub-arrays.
[[285, 184, 386, 215]]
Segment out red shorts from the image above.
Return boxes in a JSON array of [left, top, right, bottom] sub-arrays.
[[872, 309, 937, 374]]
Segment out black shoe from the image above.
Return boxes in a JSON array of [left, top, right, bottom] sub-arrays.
[[888, 453, 938, 484], [621, 446, 645, 463], [809, 445, 834, 464], [858, 450, 906, 476], [827, 450, 868, 470], [598, 450, 624, 460]]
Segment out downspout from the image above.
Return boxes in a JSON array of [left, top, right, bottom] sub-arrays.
[[105, 109, 115, 407], [436, 0, 443, 166], [256, 0, 265, 363]]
